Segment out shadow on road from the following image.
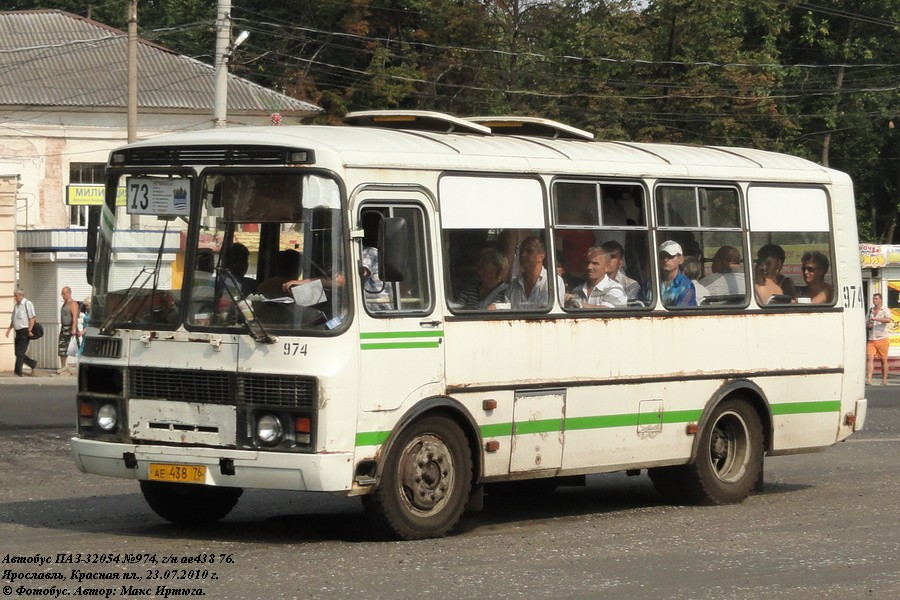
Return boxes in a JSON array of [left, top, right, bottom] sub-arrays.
[[0, 471, 813, 544]]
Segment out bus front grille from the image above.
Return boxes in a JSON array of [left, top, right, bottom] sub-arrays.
[[127, 367, 317, 408], [238, 374, 317, 408], [82, 336, 122, 358], [129, 367, 236, 404]]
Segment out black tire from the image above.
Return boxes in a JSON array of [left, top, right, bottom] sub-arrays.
[[139, 481, 243, 526], [680, 398, 764, 505], [364, 416, 473, 540]]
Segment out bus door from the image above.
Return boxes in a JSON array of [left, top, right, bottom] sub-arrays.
[[355, 197, 444, 412]]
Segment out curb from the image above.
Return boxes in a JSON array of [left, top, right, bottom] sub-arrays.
[[0, 369, 78, 385]]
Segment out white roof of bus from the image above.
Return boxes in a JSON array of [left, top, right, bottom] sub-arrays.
[[121, 124, 846, 184]]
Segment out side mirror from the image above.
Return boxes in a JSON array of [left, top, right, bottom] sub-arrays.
[[86, 206, 101, 285], [378, 217, 407, 282]]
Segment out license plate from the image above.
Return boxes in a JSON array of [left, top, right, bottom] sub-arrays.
[[148, 463, 207, 484]]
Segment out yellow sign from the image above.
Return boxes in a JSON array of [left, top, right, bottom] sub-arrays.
[[66, 184, 126, 206]]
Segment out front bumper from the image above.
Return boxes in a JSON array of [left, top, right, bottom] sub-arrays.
[[71, 437, 354, 493]]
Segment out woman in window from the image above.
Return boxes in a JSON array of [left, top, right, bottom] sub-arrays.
[[753, 254, 784, 305], [455, 247, 508, 310], [799, 251, 833, 304]]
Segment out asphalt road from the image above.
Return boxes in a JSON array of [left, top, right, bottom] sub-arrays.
[[0, 383, 897, 599]]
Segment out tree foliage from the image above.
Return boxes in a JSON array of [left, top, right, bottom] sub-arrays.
[[10, 0, 900, 242]]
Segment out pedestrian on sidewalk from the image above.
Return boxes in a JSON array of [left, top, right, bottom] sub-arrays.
[[58, 286, 79, 374], [5, 289, 38, 376], [866, 292, 892, 386]]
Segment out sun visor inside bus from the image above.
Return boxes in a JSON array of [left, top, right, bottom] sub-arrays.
[[218, 174, 340, 222], [747, 187, 829, 232], [439, 176, 544, 229]]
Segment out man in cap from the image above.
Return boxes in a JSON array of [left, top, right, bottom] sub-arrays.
[[659, 240, 696, 307]]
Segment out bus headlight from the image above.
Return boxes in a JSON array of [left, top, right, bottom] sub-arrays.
[[97, 403, 118, 431], [256, 414, 283, 445]]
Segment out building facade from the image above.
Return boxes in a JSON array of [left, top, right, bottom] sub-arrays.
[[0, 10, 320, 370]]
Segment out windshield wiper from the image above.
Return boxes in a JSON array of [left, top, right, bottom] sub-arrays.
[[98, 268, 155, 336], [215, 266, 276, 344]]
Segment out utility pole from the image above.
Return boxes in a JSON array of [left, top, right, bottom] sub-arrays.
[[213, 0, 232, 128], [127, 0, 137, 143], [127, 0, 140, 229]]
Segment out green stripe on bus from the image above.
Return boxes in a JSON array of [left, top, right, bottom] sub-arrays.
[[480, 423, 514, 438], [353, 402, 837, 447], [356, 430, 391, 446], [361, 341, 442, 350], [566, 409, 703, 431], [770, 401, 841, 415], [360, 331, 444, 339], [513, 419, 563, 435]]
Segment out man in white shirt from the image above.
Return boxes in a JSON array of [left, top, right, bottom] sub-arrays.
[[508, 236, 564, 309], [700, 245, 745, 296], [866, 292, 892, 385], [567, 247, 627, 309], [601, 240, 641, 301], [5, 288, 38, 376]]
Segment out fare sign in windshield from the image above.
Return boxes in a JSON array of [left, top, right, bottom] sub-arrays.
[[126, 178, 190, 217]]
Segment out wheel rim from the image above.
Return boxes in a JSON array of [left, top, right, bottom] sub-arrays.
[[396, 433, 455, 516], [707, 410, 751, 483]]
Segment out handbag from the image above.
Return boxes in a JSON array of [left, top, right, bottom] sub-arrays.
[[30, 322, 44, 339]]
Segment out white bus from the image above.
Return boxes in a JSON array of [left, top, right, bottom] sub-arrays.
[[72, 111, 867, 540]]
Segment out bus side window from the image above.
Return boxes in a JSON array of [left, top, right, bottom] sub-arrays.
[[360, 205, 432, 314], [553, 180, 651, 310], [656, 185, 747, 308], [747, 186, 835, 308]]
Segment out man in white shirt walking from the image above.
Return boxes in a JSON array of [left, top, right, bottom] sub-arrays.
[[5, 289, 38, 376]]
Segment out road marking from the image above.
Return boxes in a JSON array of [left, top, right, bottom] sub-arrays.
[[846, 437, 900, 443]]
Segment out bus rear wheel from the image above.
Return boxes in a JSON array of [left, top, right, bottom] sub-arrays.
[[139, 481, 243, 526], [364, 416, 472, 540], [680, 398, 763, 505]]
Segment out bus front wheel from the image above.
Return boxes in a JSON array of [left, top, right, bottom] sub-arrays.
[[681, 398, 764, 505], [139, 481, 243, 526], [364, 416, 473, 540]]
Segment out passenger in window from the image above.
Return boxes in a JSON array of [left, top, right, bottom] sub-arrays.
[[700, 245, 745, 295], [659, 241, 696, 307], [257, 249, 301, 298], [360, 246, 393, 311], [753, 254, 784, 304], [682, 256, 709, 304], [455, 247, 509, 310], [799, 251, 833, 304], [192, 248, 216, 290], [556, 228, 594, 286], [224, 242, 256, 296], [566, 246, 627, 309], [499, 229, 528, 284], [508, 236, 564, 309], [757, 244, 796, 300], [601, 240, 642, 301]]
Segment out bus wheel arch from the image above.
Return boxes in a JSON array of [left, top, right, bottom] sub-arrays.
[[362, 398, 482, 540], [690, 380, 773, 463], [681, 382, 770, 505]]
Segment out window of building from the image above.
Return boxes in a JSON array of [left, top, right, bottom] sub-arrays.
[[68, 162, 105, 227]]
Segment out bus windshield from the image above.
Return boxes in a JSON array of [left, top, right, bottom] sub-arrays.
[[92, 170, 348, 335]]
